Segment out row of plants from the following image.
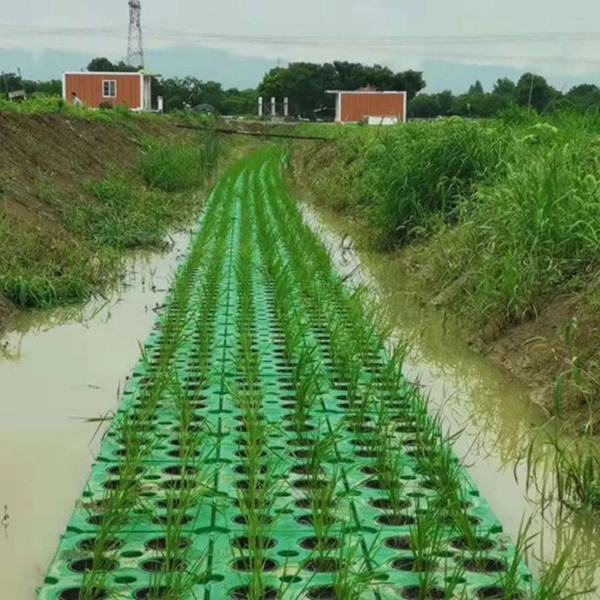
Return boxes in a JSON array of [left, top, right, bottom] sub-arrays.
[[48, 165, 240, 600], [253, 147, 585, 598]]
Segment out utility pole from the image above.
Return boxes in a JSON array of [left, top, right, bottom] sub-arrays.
[[527, 73, 535, 109], [127, 0, 145, 67]]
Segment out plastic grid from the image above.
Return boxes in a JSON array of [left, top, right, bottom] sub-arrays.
[[38, 155, 534, 600]]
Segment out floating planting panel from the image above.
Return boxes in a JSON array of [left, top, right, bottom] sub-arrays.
[[39, 150, 535, 600]]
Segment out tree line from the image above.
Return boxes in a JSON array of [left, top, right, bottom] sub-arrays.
[[2, 57, 600, 118]]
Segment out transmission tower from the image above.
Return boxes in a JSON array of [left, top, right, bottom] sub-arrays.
[[127, 0, 145, 67]]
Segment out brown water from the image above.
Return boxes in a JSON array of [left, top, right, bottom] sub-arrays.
[[301, 202, 600, 595], [0, 230, 193, 599]]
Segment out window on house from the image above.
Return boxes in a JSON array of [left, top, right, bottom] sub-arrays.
[[102, 80, 117, 98]]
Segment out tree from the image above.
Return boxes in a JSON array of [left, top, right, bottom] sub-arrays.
[[409, 94, 442, 118], [566, 84, 600, 110], [258, 61, 425, 119], [515, 73, 557, 112], [468, 80, 484, 95], [87, 57, 138, 72], [409, 91, 456, 118], [493, 78, 516, 101]]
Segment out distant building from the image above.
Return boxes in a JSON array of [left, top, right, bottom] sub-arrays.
[[326, 90, 407, 124], [62, 70, 158, 111]]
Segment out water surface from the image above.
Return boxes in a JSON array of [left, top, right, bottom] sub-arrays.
[[0, 231, 193, 599]]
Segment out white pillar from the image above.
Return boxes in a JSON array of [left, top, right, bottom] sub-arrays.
[[271, 97, 276, 117], [157, 96, 164, 113], [258, 96, 263, 117], [284, 97, 289, 117]]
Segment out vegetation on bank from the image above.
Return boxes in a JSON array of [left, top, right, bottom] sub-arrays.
[[293, 110, 600, 425], [0, 120, 221, 311], [293, 109, 600, 522]]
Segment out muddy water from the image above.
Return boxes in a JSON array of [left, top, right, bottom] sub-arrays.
[[301, 202, 600, 595], [0, 230, 193, 599]]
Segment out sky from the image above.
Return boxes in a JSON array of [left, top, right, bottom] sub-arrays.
[[1, 0, 600, 92]]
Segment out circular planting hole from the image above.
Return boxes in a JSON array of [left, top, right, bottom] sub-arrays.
[[234, 463, 268, 475], [363, 478, 385, 490], [103, 479, 138, 491], [290, 464, 318, 475], [369, 498, 410, 511], [163, 465, 198, 476], [292, 478, 327, 490], [287, 438, 313, 447], [306, 586, 339, 599], [355, 449, 377, 458], [69, 558, 117, 573], [476, 587, 525, 599], [296, 514, 336, 526], [141, 558, 187, 572], [304, 558, 341, 573], [401, 586, 445, 599], [300, 536, 341, 551], [145, 536, 192, 551], [392, 557, 436, 572], [232, 557, 278, 572], [384, 536, 411, 550], [167, 448, 200, 458], [232, 514, 273, 526], [463, 558, 506, 573], [230, 586, 278, 599], [161, 478, 198, 490], [78, 537, 123, 552], [295, 498, 311, 509], [107, 465, 143, 476], [60, 588, 107, 600], [291, 449, 311, 459], [232, 536, 277, 550], [135, 587, 169, 600], [451, 536, 495, 551], [377, 514, 416, 526]]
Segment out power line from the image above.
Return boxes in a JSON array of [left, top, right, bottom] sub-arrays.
[[3, 24, 600, 47]]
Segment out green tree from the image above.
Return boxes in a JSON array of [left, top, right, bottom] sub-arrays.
[[468, 80, 484, 94], [493, 77, 516, 101], [566, 84, 600, 110], [258, 61, 425, 118], [515, 73, 557, 112], [87, 57, 138, 72]]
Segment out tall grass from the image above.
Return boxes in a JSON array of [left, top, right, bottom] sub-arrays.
[[139, 135, 219, 192], [429, 122, 600, 326], [0, 211, 117, 308], [296, 111, 600, 328]]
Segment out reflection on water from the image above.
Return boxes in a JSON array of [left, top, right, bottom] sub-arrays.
[[301, 202, 600, 594], [0, 229, 193, 600]]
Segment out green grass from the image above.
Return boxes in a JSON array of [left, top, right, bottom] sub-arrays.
[[295, 110, 600, 328], [0, 211, 118, 308], [0, 133, 221, 312], [139, 135, 219, 192]]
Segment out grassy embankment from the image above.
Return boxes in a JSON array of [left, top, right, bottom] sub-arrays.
[[293, 111, 600, 513], [0, 101, 221, 320]]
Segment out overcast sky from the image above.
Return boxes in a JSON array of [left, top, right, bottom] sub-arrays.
[[2, 0, 600, 91]]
